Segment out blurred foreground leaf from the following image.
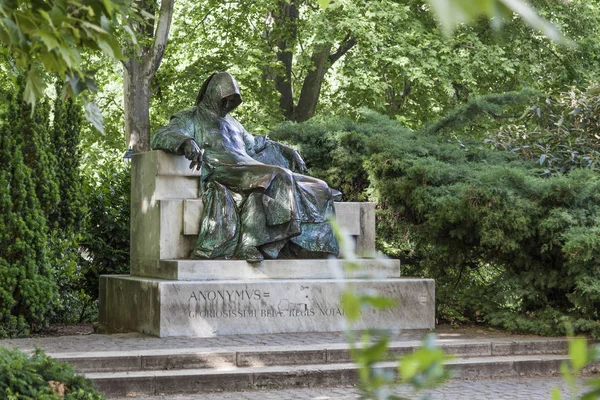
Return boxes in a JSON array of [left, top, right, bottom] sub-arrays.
[[425, 0, 566, 43]]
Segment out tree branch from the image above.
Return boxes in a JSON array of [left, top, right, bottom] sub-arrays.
[[120, 59, 130, 73], [147, 0, 175, 78], [191, 5, 219, 34], [487, 112, 521, 119], [328, 32, 357, 65]]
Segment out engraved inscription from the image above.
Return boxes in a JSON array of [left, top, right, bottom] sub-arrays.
[[186, 286, 351, 320], [189, 289, 262, 302]]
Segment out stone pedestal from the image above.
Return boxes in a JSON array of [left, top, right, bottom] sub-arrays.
[[99, 151, 435, 337], [100, 275, 434, 337]]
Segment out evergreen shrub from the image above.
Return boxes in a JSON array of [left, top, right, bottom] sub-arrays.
[[49, 88, 90, 323], [487, 85, 600, 174], [0, 91, 58, 338], [80, 160, 130, 302], [270, 110, 600, 337], [0, 79, 93, 334], [0, 347, 104, 399]]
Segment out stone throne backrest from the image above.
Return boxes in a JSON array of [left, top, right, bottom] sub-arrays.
[[130, 151, 376, 277]]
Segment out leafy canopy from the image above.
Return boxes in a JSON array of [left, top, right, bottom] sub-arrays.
[[0, 0, 133, 108]]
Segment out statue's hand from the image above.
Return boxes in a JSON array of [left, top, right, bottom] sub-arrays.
[[271, 141, 307, 173], [290, 149, 307, 174], [183, 139, 203, 171]]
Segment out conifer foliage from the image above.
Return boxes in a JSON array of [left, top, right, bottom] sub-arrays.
[[0, 91, 58, 337], [0, 347, 104, 399], [51, 86, 86, 234], [18, 97, 59, 221], [50, 85, 89, 323], [0, 79, 88, 336], [271, 111, 600, 337]]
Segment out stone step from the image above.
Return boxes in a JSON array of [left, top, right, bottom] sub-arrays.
[[51, 338, 570, 373], [87, 354, 583, 398]]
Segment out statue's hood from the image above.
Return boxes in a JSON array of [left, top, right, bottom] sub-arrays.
[[196, 72, 242, 116]]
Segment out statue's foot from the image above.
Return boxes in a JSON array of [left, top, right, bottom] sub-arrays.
[[236, 246, 264, 263], [190, 248, 211, 259], [261, 239, 288, 259], [286, 242, 335, 259]]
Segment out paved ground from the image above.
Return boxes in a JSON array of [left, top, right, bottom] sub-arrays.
[[1, 326, 594, 399], [110, 376, 590, 399], [0, 326, 565, 353]]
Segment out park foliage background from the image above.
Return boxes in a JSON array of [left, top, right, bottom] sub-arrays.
[[0, 0, 600, 339]]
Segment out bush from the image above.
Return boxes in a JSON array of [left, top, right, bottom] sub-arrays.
[[0, 90, 58, 338], [270, 110, 600, 337], [487, 85, 600, 174], [79, 159, 130, 302], [48, 88, 89, 324], [0, 77, 130, 330], [0, 347, 104, 399]]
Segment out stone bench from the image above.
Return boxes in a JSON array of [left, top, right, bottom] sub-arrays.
[[130, 151, 376, 277]]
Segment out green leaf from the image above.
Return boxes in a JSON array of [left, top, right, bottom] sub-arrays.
[[105, 37, 123, 58], [568, 337, 587, 371], [550, 387, 561, 400], [581, 389, 600, 400], [499, 0, 567, 44], [56, 45, 79, 70], [2, 17, 22, 43], [81, 21, 109, 35], [103, 0, 114, 17], [37, 9, 54, 27], [363, 337, 389, 363], [95, 36, 122, 59], [318, 0, 331, 10], [95, 37, 115, 58], [398, 358, 420, 381], [123, 24, 137, 45], [84, 99, 105, 134], [397, 334, 451, 387], [341, 291, 361, 322], [24, 65, 45, 111], [560, 362, 574, 386], [66, 74, 85, 96], [40, 51, 63, 73], [425, 0, 568, 43], [422, 333, 438, 349], [33, 30, 60, 50], [581, 379, 600, 400], [361, 295, 396, 310], [426, 0, 476, 33]]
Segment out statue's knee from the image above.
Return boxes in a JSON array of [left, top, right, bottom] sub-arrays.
[[274, 167, 294, 183], [316, 178, 328, 188]]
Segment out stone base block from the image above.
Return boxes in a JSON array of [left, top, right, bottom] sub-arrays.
[[131, 259, 401, 281], [99, 275, 435, 337]]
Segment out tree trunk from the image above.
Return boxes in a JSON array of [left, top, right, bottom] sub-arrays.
[[124, 0, 174, 153], [124, 62, 152, 152], [293, 33, 356, 122], [275, 47, 295, 120], [293, 44, 331, 123], [385, 74, 411, 116], [267, 2, 357, 123], [272, 1, 298, 120]]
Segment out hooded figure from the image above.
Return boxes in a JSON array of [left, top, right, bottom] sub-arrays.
[[151, 72, 339, 262]]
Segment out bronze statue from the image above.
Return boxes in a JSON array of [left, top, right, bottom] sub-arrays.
[[151, 72, 339, 262]]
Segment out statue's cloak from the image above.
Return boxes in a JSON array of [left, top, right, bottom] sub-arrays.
[[151, 72, 338, 259]]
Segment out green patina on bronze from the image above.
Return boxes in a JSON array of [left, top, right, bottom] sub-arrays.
[[151, 72, 339, 262]]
